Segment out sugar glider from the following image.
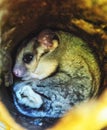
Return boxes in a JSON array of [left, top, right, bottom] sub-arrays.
[[12, 29, 101, 118]]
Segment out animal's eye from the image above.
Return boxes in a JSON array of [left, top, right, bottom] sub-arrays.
[[23, 53, 34, 64]]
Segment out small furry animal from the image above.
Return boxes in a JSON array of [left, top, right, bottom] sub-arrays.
[[13, 29, 101, 118]]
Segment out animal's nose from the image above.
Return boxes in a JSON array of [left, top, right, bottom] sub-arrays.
[[13, 68, 22, 77]]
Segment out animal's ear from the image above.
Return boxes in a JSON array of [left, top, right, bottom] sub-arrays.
[[37, 29, 59, 51], [50, 39, 59, 51]]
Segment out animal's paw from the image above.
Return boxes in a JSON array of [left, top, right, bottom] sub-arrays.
[[30, 73, 40, 79], [30, 72, 47, 80]]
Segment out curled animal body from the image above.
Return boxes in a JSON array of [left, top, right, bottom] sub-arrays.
[[12, 30, 101, 118]]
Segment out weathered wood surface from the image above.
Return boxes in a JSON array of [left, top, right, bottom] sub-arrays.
[[0, 0, 107, 130]]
